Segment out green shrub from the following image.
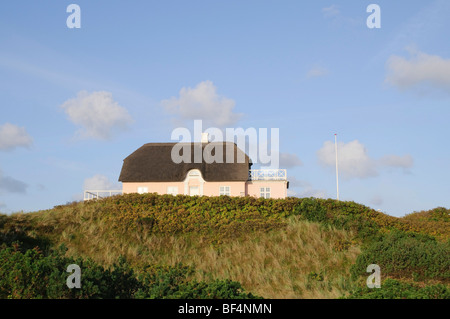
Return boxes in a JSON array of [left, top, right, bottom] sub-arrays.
[[135, 264, 259, 299], [0, 243, 141, 299], [97, 193, 293, 243], [0, 242, 258, 299], [293, 198, 328, 223], [346, 278, 449, 299], [350, 230, 450, 281]]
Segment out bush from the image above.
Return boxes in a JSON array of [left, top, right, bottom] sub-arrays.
[[38, 194, 448, 244], [350, 230, 450, 281], [97, 193, 294, 243], [346, 278, 449, 299], [135, 264, 259, 299], [0, 242, 258, 299], [293, 198, 328, 224], [0, 243, 141, 299]]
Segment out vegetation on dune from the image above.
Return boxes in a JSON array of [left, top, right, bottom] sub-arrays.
[[351, 230, 449, 282], [0, 243, 257, 299], [0, 193, 448, 299], [346, 278, 449, 299]]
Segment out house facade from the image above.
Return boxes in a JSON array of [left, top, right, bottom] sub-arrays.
[[117, 139, 289, 199]]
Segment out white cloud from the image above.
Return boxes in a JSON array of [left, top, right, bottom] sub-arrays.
[[287, 176, 308, 188], [287, 176, 327, 199], [317, 140, 377, 179], [386, 50, 450, 93], [83, 174, 120, 190], [379, 154, 414, 172], [279, 152, 303, 168], [161, 81, 242, 128], [317, 140, 414, 179], [0, 123, 33, 151], [321, 4, 360, 28], [0, 169, 28, 194], [61, 91, 133, 140], [299, 188, 327, 199], [322, 5, 340, 18]]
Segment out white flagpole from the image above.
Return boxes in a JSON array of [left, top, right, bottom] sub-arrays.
[[335, 133, 339, 201]]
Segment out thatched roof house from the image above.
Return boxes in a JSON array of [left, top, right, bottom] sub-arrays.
[[117, 140, 288, 199]]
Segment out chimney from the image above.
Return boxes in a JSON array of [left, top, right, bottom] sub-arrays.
[[201, 132, 209, 143]]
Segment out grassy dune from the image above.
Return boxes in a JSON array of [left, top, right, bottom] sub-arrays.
[[14, 202, 358, 298], [0, 194, 448, 299], [133, 218, 359, 298]]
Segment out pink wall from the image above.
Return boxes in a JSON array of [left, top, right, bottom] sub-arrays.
[[123, 180, 287, 198], [123, 182, 185, 195], [245, 181, 288, 199], [203, 181, 246, 197]]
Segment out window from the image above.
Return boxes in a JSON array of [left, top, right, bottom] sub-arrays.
[[189, 186, 199, 196], [219, 186, 230, 196], [137, 186, 148, 194], [189, 170, 200, 176], [167, 186, 178, 196], [260, 187, 270, 199]]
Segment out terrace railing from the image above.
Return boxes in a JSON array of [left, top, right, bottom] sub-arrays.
[[248, 169, 287, 181], [84, 190, 123, 201]]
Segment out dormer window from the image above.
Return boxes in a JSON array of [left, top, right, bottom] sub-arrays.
[[188, 170, 200, 176]]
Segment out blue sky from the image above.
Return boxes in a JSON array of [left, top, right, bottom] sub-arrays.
[[0, 1, 449, 217]]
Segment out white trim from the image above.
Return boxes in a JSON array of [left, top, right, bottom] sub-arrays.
[[219, 185, 231, 196], [260, 187, 271, 199], [167, 186, 178, 196], [138, 186, 149, 194], [184, 169, 205, 196], [83, 190, 122, 201], [249, 169, 287, 181], [189, 186, 200, 196]]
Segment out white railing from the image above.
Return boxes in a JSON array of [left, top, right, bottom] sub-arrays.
[[248, 169, 287, 181], [84, 190, 123, 201]]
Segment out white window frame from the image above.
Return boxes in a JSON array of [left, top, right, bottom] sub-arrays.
[[137, 186, 148, 194], [167, 186, 178, 196], [189, 170, 200, 176], [260, 187, 271, 199], [219, 186, 231, 196], [189, 186, 200, 196]]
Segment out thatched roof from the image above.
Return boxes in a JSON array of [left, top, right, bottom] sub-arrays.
[[118, 142, 251, 182]]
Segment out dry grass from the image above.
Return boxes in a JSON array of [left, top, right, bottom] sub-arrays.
[[6, 202, 361, 299], [138, 217, 360, 298]]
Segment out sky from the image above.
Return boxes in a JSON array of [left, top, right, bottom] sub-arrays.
[[0, 1, 449, 217]]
